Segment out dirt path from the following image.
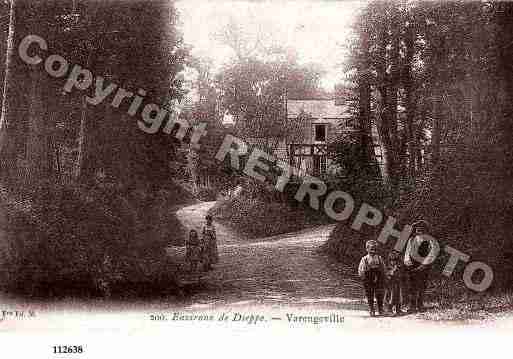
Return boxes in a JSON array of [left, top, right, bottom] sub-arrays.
[[172, 202, 513, 330], [172, 202, 459, 330], [174, 202, 372, 309]]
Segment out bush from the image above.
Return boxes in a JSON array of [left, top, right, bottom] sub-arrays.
[[0, 183, 179, 298], [209, 188, 332, 238], [324, 159, 513, 305]]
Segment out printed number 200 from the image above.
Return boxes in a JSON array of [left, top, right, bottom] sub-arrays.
[[53, 346, 83, 354]]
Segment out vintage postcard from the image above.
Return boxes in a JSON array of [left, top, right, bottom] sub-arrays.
[[0, 0, 512, 356]]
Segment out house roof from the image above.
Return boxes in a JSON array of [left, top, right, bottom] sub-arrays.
[[287, 99, 347, 119]]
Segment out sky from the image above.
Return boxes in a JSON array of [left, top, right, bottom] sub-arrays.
[[176, 0, 364, 92]]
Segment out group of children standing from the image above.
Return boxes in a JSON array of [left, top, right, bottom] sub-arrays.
[[185, 215, 219, 273], [358, 220, 434, 317]]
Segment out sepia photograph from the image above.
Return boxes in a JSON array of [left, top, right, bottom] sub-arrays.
[[0, 0, 512, 356]]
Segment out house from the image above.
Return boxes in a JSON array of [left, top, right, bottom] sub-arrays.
[[278, 98, 383, 179], [221, 96, 384, 179], [279, 98, 350, 177]]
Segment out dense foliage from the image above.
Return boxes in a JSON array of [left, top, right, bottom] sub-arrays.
[[327, 1, 513, 292], [0, 0, 190, 296]]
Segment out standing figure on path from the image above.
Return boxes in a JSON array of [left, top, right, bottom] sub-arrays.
[[186, 229, 203, 274], [384, 250, 404, 316], [404, 220, 437, 313], [202, 215, 219, 270], [358, 240, 386, 317]]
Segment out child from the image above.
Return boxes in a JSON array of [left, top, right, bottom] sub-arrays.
[[358, 240, 385, 317], [202, 215, 219, 271], [404, 220, 435, 313], [385, 250, 404, 316], [186, 230, 203, 273]]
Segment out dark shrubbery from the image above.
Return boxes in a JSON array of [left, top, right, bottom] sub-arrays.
[[209, 182, 334, 238], [0, 183, 180, 298], [325, 157, 513, 303], [323, 179, 390, 261]]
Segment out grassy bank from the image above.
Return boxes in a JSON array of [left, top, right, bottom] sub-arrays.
[[208, 192, 333, 238]]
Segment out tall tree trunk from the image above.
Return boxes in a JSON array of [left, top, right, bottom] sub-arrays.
[[388, 9, 403, 188], [75, 96, 88, 180], [428, 29, 447, 175], [0, 0, 18, 182], [0, 1, 11, 113], [430, 88, 442, 171], [403, 20, 417, 180], [22, 1, 58, 187], [357, 20, 375, 175], [75, 1, 104, 184], [24, 68, 54, 185], [375, 17, 400, 193], [496, 3, 513, 190]]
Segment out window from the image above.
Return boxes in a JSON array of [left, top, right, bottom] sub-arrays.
[[314, 124, 327, 142]]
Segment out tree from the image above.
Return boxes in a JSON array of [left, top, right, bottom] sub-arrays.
[[75, 0, 188, 190], [0, 0, 18, 182], [402, 5, 418, 179], [214, 15, 324, 155], [217, 56, 322, 154], [329, 0, 513, 290], [0, 0, 64, 185]]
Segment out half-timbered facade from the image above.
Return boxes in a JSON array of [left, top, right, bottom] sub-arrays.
[[279, 98, 384, 178]]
